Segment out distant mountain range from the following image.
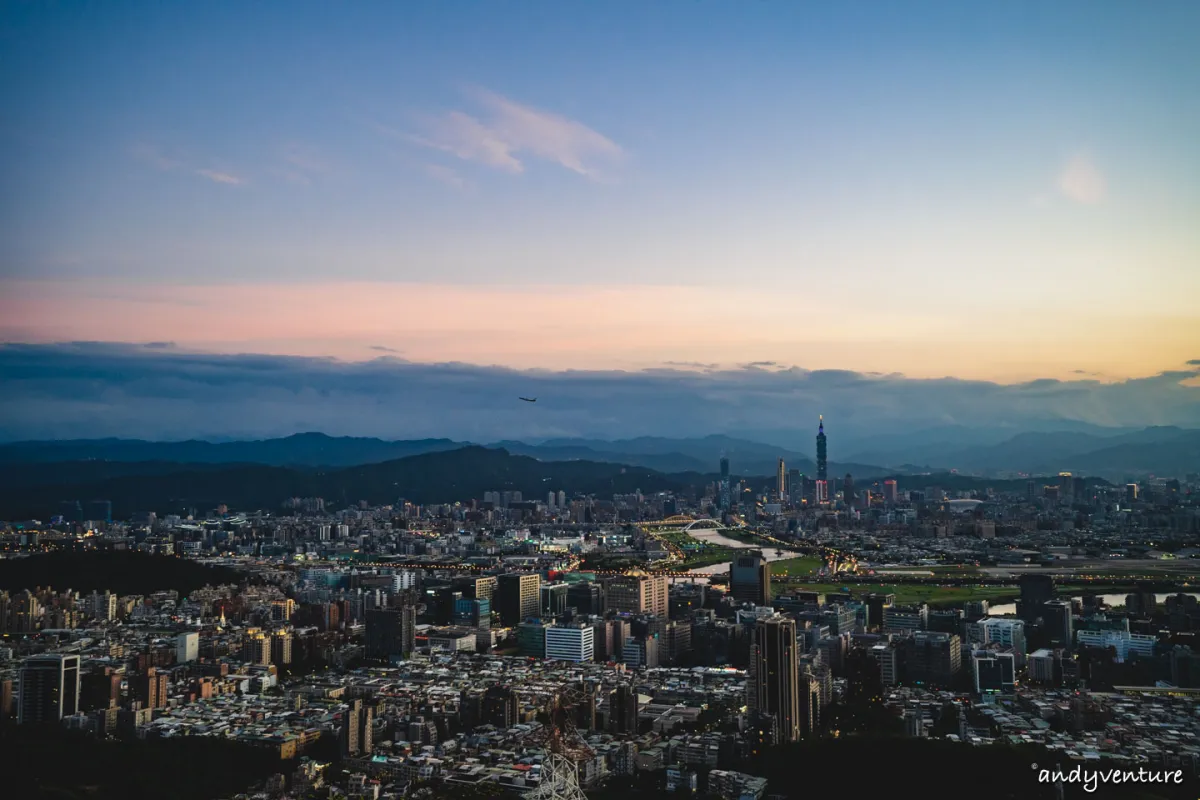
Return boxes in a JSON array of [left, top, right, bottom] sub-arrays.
[[930, 426, 1199, 478], [0, 445, 1045, 521], [0, 426, 1193, 519], [0, 446, 705, 519], [0, 432, 890, 477]]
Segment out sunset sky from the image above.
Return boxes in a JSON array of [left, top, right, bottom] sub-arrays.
[[1, 2, 1198, 441]]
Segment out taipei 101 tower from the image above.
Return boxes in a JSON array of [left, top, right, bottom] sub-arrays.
[[815, 417, 829, 504], [816, 416, 827, 481]]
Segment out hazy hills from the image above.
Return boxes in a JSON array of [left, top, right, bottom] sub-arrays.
[[0, 446, 705, 520], [0, 423, 1193, 518], [0, 442, 1112, 520], [0, 432, 889, 477], [933, 426, 1199, 478]]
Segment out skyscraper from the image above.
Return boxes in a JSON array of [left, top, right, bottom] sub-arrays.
[[18, 654, 80, 724], [748, 616, 800, 743], [816, 416, 827, 482], [815, 417, 828, 504], [365, 606, 416, 661], [719, 456, 731, 511], [730, 550, 771, 607], [606, 572, 669, 618], [776, 459, 786, 499], [497, 573, 541, 625], [176, 632, 199, 663]]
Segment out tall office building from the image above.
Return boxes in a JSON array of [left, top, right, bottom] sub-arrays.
[[81, 667, 121, 712], [496, 573, 541, 626], [1042, 601, 1074, 649], [365, 606, 416, 661], [176, 632, 199, 663], [18, 654, 80, 724], [730, 551, 771, 607], [816, 416, 827, 482], [607, 685, 639, 734], [748, 616, 800, 743], [719, 457, 731, 510], [540, 582, 569, 616], [843, 474, 855, 507], [787, 469, 801, 504], [606, 572, 668, 618], [545, 624, 595, 663], [1016, 574, 1056, 623], [566, 581, 604, 615], [464, 576, 497, 604], [776, 459, 787, 498]]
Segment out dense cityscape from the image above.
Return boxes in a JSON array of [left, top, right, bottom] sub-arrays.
[[2, 420, 1198, 799], [5, 3, 1199, 799]]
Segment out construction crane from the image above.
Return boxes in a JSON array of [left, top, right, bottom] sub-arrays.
[[523, 683, 594, 800]]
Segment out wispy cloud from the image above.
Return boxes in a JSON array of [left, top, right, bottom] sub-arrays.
[[130, 143, 183, 171], [425, 163, 472, 191], [1057, 153, 1105, 204], [401, 87, 623, 180], [275, 142, 332, 185], [132, 142, 244, 186], [195, 169, 244, 185], [369, 345, 400, 353]]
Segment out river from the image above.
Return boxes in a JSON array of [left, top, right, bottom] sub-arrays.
[[682, 529, 805, 576]]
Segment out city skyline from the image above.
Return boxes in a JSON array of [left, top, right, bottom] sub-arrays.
[[3, 2, 1200, 385]]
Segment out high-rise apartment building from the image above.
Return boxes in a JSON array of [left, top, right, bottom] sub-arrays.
[[905, 631, 962, 687], [138, 667, 169, 710], [365, 606, 416, 661], [18, 654, 80, 724], [606, 572, 668, 618], [271, 631, 294, 665], [748, 616, 800, 743]]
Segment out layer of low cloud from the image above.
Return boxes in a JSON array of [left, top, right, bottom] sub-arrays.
[[1, 343, 1197, 448], [404, 87, 623, 180], [1057, 153, 1106, 204]]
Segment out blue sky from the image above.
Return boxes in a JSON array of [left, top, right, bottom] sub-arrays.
[[0, 2, 1198, 440]]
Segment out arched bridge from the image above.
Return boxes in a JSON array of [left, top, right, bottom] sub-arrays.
[[635, 515, 747, 532]]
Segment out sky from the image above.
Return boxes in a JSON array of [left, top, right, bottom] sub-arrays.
[[1, 2, 1198, 441]]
